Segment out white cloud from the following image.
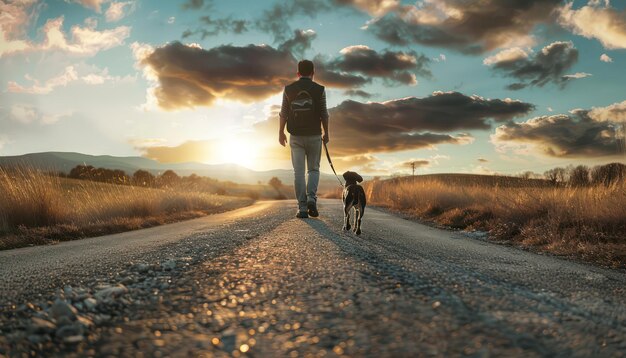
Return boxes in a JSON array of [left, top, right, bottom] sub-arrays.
[[0, 0, 38, 57], [558, 2, 626, 49], [8, 65, 135, 94], [600, 53, 613, 62], [483, 47, 529, 65], [1, 15, 130, 58], [9, 104, 72, 125], [589, 99, 626, 122], [167, 17, 176, 24], [67, 0, 109, 13], [563, 72, 592, 79], [105, 1, 134, 22]]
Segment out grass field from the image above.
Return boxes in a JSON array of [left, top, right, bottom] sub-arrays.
[[362, 174, 626, 268], [0, 167, 253, 250]]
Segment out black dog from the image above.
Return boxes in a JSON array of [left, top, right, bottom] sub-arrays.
[[342, 171, 366, 235]]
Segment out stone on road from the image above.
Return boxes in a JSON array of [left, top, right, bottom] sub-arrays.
[[0, 200, 624, 357]]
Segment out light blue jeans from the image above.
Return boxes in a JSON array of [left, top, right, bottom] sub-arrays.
[[289, 135, 322, 212]]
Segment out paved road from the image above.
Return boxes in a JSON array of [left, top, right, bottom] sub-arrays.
[[1, 199, 625, 357]]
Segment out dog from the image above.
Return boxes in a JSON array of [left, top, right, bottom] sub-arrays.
[[342, 171, 366, 235]]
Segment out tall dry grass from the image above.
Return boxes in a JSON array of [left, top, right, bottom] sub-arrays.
[[364, 177, 626, 268], [0, 167, 253, 249]]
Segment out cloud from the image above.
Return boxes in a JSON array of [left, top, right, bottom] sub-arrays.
[[137, 90, 531, 165], [589, 99, 626, 122], [1, 15, 131, 57], [562, 72, 592, 79], [395, 158, 430, 170], [327, 45, 431, 86], [492, 109, 624, 158], [314, 57, 371, 89], [478, 158, 489, 163], [343, 89, 373, 98], [139, 140, 218, 163], [278, 29, 316, 57], [181, 0, 206, 10], [7, 65, 134, 94], [334, 0, 400, 16], [68, 0, 109, 12], [0, 0, 39, 57], [105, 1, 134, 22], [8, 66, 78, 94], [600, 53, 613, 62], [484, 41, 580, 90], [254, 0, 331, 42], [8, 104, 72, 125], [558, 2, 626, 50], [136, 41, 296, 110], [366, 0, 562, 54], [182, 15, 249, 39]]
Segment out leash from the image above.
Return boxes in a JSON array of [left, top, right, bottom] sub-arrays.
[[323, 141, 344, 187]]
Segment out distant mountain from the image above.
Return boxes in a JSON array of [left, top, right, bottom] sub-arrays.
[[0, 152, 339, 185]]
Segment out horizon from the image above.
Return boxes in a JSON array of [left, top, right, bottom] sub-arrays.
[[1, 0, 626, 177]]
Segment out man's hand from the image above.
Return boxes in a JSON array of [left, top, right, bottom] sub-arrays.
[[322, 133, 329, 144], [279, 132, 287, 147]]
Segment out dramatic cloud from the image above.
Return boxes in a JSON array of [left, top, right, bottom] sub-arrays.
[[589, 100, 626, 122], [492, 109, 624, 158], [558, 2, 626, 50], [600, 53, 613, 62], [136, 41, 296, 109], [0, 0, 39, 57], [366, 0, 562, 54], [484, 42, 580, 90], [105, 1, 134, 22], [254, 0, 331, 42], [278, 29, 317, 57], [182, 16, 249, 39], [314, 58, 371, 89], [327, 45, 430, 86]]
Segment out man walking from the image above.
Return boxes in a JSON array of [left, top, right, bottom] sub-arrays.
[[278, 60, 329, 218]]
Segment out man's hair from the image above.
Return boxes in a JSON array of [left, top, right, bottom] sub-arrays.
[[298, 60, 314, 76]]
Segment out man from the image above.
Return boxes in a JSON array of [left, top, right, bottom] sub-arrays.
[[278, 60, 330, 218]]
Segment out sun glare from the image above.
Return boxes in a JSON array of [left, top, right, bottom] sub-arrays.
[[216, 138, 257, 168]]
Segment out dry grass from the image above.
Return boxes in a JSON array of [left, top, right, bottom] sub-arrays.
[[0, 167, 253, 250], [364, 175, 626, 268]]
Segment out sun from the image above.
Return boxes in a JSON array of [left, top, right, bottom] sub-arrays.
[[216, 137, 258, 168]]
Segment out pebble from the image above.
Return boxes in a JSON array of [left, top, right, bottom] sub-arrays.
[[84, 298, 98, 311], [29, 317, 56, 334], [95, 285, 128, 302], [161, 259, 177, 271], [50, 299, 78, 321]]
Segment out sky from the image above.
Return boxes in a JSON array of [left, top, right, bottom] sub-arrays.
[[1, 0, 626, 176]]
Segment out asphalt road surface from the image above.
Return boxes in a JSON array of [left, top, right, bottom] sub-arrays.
[[1, 199, 624, 357]]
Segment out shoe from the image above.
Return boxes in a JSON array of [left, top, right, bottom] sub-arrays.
[[296, 211, 309, 219], [307, 201, 319, 217]]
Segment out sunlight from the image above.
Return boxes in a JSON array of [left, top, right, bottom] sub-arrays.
[[216, 137, 258, 167]]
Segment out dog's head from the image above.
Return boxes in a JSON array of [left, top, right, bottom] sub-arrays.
[[342, 171, 363, 185]]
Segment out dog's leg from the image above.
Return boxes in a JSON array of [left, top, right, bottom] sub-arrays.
[[343, 204, 351, 231], [352, 207, 359, 234], [355, 204, 364, 235]]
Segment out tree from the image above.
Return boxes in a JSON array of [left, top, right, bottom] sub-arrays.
[[159, 170, 180, 188], [591, 163, 626, 186], [568, 165, 590, 187], [133, 170, 155, 187], [544, 167, 566, 185], [268, 177, 286, 199]]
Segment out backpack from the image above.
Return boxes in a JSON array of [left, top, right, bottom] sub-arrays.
[[289, 89, 316, 126]]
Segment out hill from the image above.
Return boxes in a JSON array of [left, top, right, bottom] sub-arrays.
[[0, 152, 339, 186]]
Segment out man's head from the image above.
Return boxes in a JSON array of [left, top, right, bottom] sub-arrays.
[[297, 60, 314, 78]]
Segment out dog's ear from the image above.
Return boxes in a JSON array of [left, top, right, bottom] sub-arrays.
[[342, 171, 364, 183], [354, 172, 363, 183], [342, 171, 352, 181]]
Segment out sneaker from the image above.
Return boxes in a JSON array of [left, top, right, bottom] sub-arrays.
[[296, 211, 309, 219], [307, 201, 319, 218]]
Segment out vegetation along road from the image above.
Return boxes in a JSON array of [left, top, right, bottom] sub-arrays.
[[1, 200, 624, 357]]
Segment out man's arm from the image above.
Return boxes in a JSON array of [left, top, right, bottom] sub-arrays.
[[320, 88, 330, 144], [278, 90, 288, 146]]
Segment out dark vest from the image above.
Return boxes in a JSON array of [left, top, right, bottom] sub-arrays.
[[284, 78, 324, 136]]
